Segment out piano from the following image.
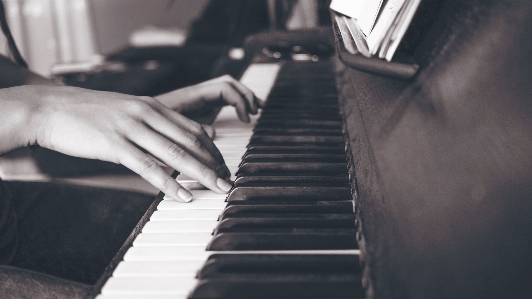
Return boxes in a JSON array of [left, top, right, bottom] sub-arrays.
[[91, 0, 532, 298]]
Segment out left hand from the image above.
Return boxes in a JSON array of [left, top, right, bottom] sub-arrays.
[[155, 75, 264, 124]]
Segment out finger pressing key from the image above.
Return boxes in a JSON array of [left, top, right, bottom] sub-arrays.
[[117, 142, 193, 202]]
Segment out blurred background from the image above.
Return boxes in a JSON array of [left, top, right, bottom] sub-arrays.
[[1, 0, 332, 84]]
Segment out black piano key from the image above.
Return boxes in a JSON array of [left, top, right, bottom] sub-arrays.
[[245, 145, 345, 154], [237, 160, 347, 175], [258, 114, 341, 121], [214, 213, 356, 234], [220, 201, 355, 218], [252, 127, 343, 135], [241, 153, 346, 160], [226, 185, 351, 201], [197, 254, 360, 278], [189, 274, 364, 299], [249, 134, 344, 144], [233, 174, 349, 185], [240, 155, 346, 166], [206, 228, 358, 251], [254, 119, 343, 130]]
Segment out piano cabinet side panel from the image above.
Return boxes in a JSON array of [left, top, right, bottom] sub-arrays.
[[336, 0, 532, 298]]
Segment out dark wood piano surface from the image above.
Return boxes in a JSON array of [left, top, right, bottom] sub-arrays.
[[335, 0, 532, 298]]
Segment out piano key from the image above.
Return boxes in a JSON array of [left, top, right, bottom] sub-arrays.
[[237, 160, 348, 175], [246, 144, 346, 153], [249, 134, 345, 144], [133, 233, 213, 246], [101, 277, 196, 295], [162, 190, 226, 201], [233, 174, 349, 185], [97, 295, 183, 299], [113, 260, 204, 277], [197, 254, 360, 278], [157, 199, 227, 210], [214, 214, 356, 234], [207, 229, 359, 251], [149, 210, 222, 221], [124, 246, 212, 261], [227, 185, 352, 201], [220, 201, 355, 217], [189, 274, 364, 299], [142, 220, 218, 233]]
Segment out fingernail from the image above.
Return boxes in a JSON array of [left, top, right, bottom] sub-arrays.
[[177, 188, 193, 202], [217, 177, 232, 192]]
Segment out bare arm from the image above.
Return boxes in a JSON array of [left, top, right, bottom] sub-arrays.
[[0, 85, 232, 202]]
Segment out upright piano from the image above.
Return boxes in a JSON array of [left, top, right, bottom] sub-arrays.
[[92, 0, 532, 298]]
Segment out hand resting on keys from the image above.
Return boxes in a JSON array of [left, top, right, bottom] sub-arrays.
[[156, 75, 265, 124], [0, 55, 260, 202]]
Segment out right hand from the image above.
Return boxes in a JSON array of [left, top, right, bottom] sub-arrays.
[[2, 85, 232, 202]]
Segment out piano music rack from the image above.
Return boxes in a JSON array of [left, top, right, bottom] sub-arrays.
[[331, 11, 422, 80]]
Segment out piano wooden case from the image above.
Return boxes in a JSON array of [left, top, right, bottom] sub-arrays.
[[335, 0, 532, 298]]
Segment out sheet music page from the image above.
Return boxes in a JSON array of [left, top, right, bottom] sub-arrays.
[[382, 0, 422, 61], [365, 0, 406, 54], [330, 0, 383, 36]]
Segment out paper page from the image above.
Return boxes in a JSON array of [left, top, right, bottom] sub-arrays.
[[366, 0, 406, 55], [330, 0, 383, 35], [384, 0, 422, 61]]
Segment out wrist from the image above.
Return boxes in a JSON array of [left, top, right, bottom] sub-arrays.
[[0, 87, 39, 155]]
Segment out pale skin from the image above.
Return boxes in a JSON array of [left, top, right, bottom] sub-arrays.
[[0, 55, 263, 202]]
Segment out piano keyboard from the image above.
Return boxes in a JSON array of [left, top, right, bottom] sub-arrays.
[[96, 61, 363, 299]]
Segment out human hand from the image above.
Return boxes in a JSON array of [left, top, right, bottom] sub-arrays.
[[156, 75, 264, 124], [3, 85, 232, 202]]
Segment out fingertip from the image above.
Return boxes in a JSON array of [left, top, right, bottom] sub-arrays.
[[177, 188, 193, 202], [256, 98, 266, 108], [217, 177, 232, 193]]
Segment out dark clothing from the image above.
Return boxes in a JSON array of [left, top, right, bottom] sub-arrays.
[[0, 180, 18, 265], [0, 179, 154, 298]]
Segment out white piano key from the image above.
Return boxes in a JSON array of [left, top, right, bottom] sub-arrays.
[[133, 233, 213, 246], [124, 246, 210, 261], [162, 190, 226, 201], [142, 220, 218, 233], [157, 198, 227, 210], [113, 260, 204, 277], [190, 190, 227, 199], [97, 295, 184, 299], [150, 210, 221, 221], [101, 277, 196, 295]]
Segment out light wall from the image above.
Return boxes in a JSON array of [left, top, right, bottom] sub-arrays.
[[5, 0, 209, 76]]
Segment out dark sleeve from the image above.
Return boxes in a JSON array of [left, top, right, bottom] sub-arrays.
[[0, 180, 18, 264]]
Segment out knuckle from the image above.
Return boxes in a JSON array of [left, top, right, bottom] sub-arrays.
[[185, 132, 202, 148], [200, 165, 215, 180], [129, 100, 151, 115], [140, 157, 159, 174], [188, 121, 203, 134], [162, 176, 175, 191], [167, 144, 186, 161]]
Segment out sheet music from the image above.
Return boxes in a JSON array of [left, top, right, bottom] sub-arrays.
[[329, 0, 383, 36]]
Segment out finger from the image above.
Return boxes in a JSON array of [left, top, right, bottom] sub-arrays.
[[116, 141, 193, 202], [216, 82, 251, 123], [211, 75, 260, 114], [135, 97, 229, 176], [148, 102, 231, 177], [126, 124, 232, 194]]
